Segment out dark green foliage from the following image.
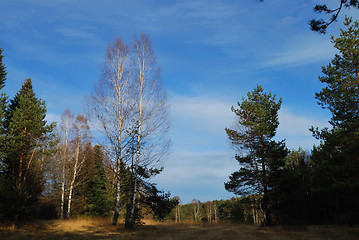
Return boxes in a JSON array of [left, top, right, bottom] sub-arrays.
[[134, 166, 176, 223], [310, 17, 359, 224], [173, 197, 256, 224], [0, 78, 54, 222], [144, 185, 177, 221], [225, 85, 283, 195], [315, 17, 359, 126], [218, 197, 247, 222], [269, 149, 313, 225], [0, 48, 6, 90], [84, 145, 111, 217], [225, 85, 287, 225], [0, 48, 7, 156]]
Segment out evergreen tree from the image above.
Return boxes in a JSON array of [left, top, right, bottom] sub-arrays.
[[0, 48, 8, 154], [85, 145, 111, 216], [0, 78, 54, 221], [0, 48, 6, 89], [270, 149, 313, 224], [311, 17, 359, 224], [225, 85, 287, 226]]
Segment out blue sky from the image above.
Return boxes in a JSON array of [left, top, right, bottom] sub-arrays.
[[0, 0, 356, 204]]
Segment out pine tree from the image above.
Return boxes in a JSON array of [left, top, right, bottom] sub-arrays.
[[0, 48, 6, 90], [311, 17, 359, 224], [225, 85, 287, 226], [0, 78, 54, 221], [0, 48, 8, 154]]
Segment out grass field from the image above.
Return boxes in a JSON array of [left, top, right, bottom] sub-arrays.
[[1, 218, 359, 240]]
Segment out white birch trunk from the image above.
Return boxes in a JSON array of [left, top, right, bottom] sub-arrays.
[[60, 163, 66, 219], [67, 131, 81, 218]]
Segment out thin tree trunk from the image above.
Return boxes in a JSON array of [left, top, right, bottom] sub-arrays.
[[252, 203, 256, 225], [175, 205, 178, 223], [214, 205, 217, 223], [129, 160, 138, 226], [18, 125, 27, 187], [129, 61, 144, 227], [125, 153, 134, 227], [67, 180, 74, 218], [60, 163, 66, 219], [67, 155, 78, 218], [112, 155, 121, 225], [112, 61, 125, 225], [67, 125, 83, 219]]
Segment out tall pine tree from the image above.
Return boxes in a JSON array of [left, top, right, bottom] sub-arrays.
[[0, 48, 8, 155], [0, 48, 6, 89], [311, 17, 359, 224], [225, 85, 287, 226], [0, 78, 54, 221]]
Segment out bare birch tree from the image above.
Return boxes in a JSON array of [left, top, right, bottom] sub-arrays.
[[57, 109, 74, 219], [87, 38, 132, 225], [127, 33, 170, 227], [66, 114, 90, 218], [56, 110, 90, 219]]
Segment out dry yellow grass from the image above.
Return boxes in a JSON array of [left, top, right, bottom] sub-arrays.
[[1, 217, 359, 240]]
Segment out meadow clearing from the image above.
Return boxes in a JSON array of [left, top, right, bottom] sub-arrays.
[[1, 218, 359, 240]]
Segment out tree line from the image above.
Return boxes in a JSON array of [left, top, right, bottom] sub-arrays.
[[225, 17, 359, 225], [166, 196, 263, 224], [0, 34, 176, 228]]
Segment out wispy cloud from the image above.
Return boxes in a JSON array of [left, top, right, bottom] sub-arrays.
[[278, 107, 329, 136], [276, 107, 330, 150], [154, 150, 236, 203], [55, 26, 97, 40], [261, 37, 336, 68], [170, 93, 234, 152]]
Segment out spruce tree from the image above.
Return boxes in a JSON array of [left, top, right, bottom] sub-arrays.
[[0, 78, 54, 221], [85, 145, 111, 216]]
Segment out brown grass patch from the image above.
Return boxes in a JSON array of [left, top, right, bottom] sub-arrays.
[[1, 217, 359, 240]]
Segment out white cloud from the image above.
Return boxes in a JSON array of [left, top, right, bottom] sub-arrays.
[[170, 94, 233, 138], [154, 150, 237, 203], [278, 107, 329, 136], [261, 36, 336, 68], [45, 113, 61, 124], [276, 107, 330, 149]]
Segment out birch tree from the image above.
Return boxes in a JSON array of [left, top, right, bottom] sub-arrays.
[[57, 109, 74, 219], [66, 114, 90, 218], [127, 33, 170, 228], [87, 38, 132, 225], [56, 110, 90, 219]]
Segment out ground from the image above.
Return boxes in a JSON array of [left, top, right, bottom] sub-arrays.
[[1, 218, 359, 240]]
